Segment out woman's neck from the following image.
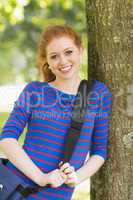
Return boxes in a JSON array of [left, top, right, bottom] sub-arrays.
[[50, 76, 81, 95]]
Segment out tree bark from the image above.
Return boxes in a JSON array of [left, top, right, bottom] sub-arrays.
[[85, 0, 133, 200]]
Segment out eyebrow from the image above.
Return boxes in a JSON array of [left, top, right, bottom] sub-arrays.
[[48, 47, 73, 56]]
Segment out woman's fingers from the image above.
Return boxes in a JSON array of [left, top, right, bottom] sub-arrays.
[[63, 166, 75, 174], [65, 172, 78, 187], [47, 169, 67, 188], [65, 177, 75, 183], [59, 162, 75, 176], [59, 170, 67, 180], [59, 161, 63, 167], [59, 162, 71, 173], [58, 162, 78, 187]]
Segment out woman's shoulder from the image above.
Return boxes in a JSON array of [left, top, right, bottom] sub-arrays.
[[88, 80, 112, 114], [22, 81, 48, 92], [92, 79, 112, 96]]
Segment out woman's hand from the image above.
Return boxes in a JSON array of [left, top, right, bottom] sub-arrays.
[[46, 169, 67, 188], [59, 162, 78, 187]]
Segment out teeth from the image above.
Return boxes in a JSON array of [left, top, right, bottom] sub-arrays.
[[60, 66, 72, 72]]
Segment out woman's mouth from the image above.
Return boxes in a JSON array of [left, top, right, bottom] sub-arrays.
[[59, 65, 72, 73]]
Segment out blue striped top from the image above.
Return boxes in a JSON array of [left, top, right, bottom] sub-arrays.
[[0, 80, 112, 200]]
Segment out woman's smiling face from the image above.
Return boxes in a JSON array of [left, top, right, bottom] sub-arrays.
[[46, 36, 82, 80]]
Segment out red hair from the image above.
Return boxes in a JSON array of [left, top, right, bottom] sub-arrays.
[[37, 25, 82, 82]]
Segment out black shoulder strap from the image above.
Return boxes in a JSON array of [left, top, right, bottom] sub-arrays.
[[62, 79, 93, 163], [72, 79, 91, 123]]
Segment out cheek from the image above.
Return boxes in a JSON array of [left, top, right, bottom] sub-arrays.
[[52, 62, 59, 69], [76, 53, 82, 63], [48, 59, 59, 68], [73, 52, 81, 60], [72, 56, 81, 65]]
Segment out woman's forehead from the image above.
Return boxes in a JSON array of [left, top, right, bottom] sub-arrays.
[[46, 37, 78, 54]]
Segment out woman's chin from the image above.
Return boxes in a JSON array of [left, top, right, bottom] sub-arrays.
[[59, 73, 75, 80]]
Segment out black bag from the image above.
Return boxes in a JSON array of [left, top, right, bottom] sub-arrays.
[[0, 158, 40, 200], [0, 79, 93, 200]]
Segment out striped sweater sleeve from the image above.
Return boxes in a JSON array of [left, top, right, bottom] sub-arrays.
[[0, 82, 33, 140], [90, 84, 112, 160]]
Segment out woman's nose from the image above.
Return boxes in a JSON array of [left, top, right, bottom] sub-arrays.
[[59, 55, 67, 65]]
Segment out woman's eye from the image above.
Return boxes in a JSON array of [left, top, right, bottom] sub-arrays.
[[51, 55, 57, 59], [65, 50, 73, 55]]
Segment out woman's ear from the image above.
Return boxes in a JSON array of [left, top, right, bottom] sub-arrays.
[[47, 64, 52, 70]]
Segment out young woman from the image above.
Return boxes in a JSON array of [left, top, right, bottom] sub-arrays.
[[0, 25, 112, 200]]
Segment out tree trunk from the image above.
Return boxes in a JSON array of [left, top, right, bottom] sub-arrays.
[[85, 0, 133, 200]]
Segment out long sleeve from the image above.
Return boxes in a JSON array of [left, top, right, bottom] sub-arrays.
[[90, 85, 112, 160], [0, 82, 33, 140]]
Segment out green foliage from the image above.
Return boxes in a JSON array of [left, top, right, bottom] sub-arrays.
[[0, 0, 87, 84], [0, 112, 9, 128]]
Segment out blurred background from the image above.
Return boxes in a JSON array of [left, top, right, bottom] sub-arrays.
[[0, 0, 89, 199]]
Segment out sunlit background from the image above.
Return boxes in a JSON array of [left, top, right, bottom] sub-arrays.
[[0, 1, 90, 199]]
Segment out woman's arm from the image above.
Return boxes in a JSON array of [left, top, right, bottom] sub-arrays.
[[61, 83, 112, 186], [59, 155, 104, 186], [76, 155, 104, 184], [0, 82, 66, 187], [76, 85, 112, 185], [0, 138, 67, 187], [0, 83, 47, 186], [0, 138, 47, 186]]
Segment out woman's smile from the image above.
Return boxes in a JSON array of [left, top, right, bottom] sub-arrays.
[[59, 65, 73, 73]]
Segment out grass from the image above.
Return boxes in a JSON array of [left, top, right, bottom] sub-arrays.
[[0, 112, 90, 199]]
